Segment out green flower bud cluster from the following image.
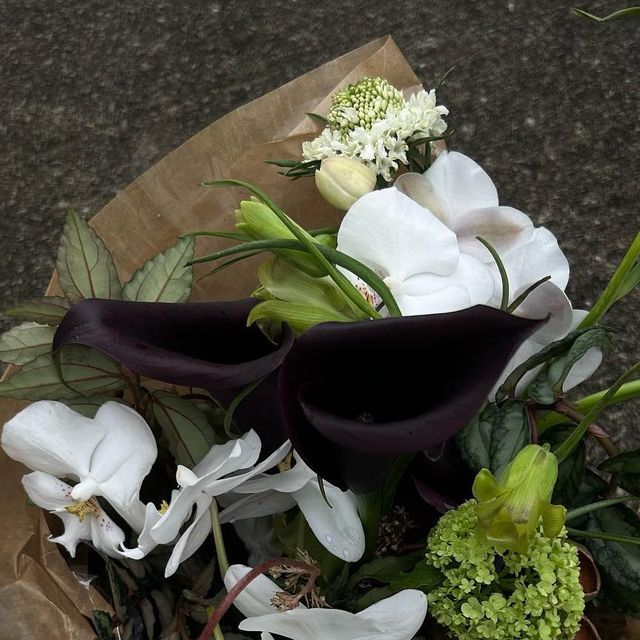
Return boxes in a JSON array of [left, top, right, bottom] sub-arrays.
[[327, 77, 404, 133], [426, 500, 584, 640]]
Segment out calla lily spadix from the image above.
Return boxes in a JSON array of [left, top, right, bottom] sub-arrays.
[[1, 400, 156, 532], [224, 564, 428, 640], [220, 452, 365, 562]]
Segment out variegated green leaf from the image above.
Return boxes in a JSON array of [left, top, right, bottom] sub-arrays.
[[4, 296, 71, 326], [0, 322, 55, 365], [122, 236, 195, 303], [0, 346, 125, 400], [57, 210, 122, 301]]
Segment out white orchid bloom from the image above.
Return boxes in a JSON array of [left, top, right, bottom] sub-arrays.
[[220, 453, 365, 563], [147, 430, 290, 577], [1, 400, 157, 533], [492, 281, 602, 396], [336, 187, 495, 315], [21, 470, 126, 558], [395, 150, 570, 306], [224, 564, 428, 640]]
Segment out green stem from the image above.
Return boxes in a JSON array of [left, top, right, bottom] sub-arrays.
[[579, 230, 640, 328], [538, 378, 640, 432], [567, 526, 640, 546], [553, 363, 640, 463], [189, 237, 401, 317], [566, 496, 638, 521], [213, 624, 225, 640], [210, 500, 229, 577], [203, 179, 382, 320]]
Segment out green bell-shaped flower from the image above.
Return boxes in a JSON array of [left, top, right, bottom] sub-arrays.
[[472, 444, 566, 553]]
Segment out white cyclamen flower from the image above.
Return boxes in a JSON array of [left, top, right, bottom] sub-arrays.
[[1, 401, 157, 556], [225, 564, 428, 640], [336, 186, 495, 315], [220, 453, 365, 562], [395, 150, 600, 391], [145, 430, 290, 577]]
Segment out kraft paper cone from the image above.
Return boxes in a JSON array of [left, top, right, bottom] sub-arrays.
[[0, 36, 420, 639]]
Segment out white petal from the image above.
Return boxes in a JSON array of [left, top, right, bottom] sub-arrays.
[[561, 347, 603, 391], [239, 608, 379, 640], [356, 589, 428, 640], [337, 188, 459, 281], [203, 439, 291, 497], [1, 400, 103, 479], [192, 430, 261, 479], [151, 486, 204, 545], [22, 471, 74, 510], [88, 402, 157, 527], [164, 493, 212, 577], [233, 452, 313, 495], [219, 491, 297, 523], [49, 511, 92, 558], [494, 226, 570, 305], [400, 255, 494, 315], [454, 206, 534, 262], [224, 564, 305, 618], [120, 502, 162, 559], [422, 150, 499, 226], [293, 480, 365, 562], [90, 505, 127, 558]]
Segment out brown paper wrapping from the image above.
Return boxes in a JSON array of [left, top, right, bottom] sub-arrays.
[[0, 37, 421, 640]]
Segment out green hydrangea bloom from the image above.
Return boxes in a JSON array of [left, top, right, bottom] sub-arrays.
[[426, 500, 584, 640], [327, 77, 404, 133]]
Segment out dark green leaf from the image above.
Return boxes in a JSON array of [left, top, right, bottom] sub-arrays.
[[4, 296, 71, 326], [354, 585, 393, 611], [0, 346, 125, 400], [457, 401, 530, 476], [122, 237, 195, 303], [389, 561, 444, 593], [0, 322, 55, 365], [600, 449, 640, 496], [347, 552, 425, 591], [586, 505, 640, 615], [151, 391, 217, 466], [615, 261, 640, 302], [496, 329, 591, 400], [540, 424, 586, 504], [57, 210, 122, 301], [306, 112, 329, 126], [92, 610, 116, 640]]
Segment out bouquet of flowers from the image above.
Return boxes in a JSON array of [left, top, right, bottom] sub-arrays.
[[1, 37, 639, 640]]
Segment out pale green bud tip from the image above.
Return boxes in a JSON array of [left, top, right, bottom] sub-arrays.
[[426, 500, 584, 640], [314, 156, 376, 210], [327, 77, 404, 133], [472, 444, 566, 553]]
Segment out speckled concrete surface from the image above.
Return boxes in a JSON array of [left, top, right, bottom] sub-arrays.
[[1, 1, 638, 441]]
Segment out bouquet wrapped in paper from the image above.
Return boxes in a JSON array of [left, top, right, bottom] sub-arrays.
[[2, 36, 640, 640]]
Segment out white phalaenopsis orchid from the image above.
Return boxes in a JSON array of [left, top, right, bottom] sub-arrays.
[[224, 564, 428, 640], [1, 401, 157, 541], [337, 187, 495, 315], [395, 150, 570, 305], [146, 430, 291, 577], [220, 453, 365, 562]]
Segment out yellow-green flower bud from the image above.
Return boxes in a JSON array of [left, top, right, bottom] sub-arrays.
[[314, 156, 376, 210], [327, 77, 404, 133], [472, 444, 566, 553]]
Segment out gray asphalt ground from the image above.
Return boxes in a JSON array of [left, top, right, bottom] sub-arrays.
[[1, 1, 639, 443]]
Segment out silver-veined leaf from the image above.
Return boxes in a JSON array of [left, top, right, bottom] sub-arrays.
[[122, 236, 195, 303], [57, 210, 122, 300], [4, 296, 70, 326], [0, 322, 56, 365]]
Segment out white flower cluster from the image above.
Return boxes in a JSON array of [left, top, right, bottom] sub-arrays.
[[302, 88, 448, 181]]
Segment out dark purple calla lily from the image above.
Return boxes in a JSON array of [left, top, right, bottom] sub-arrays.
[[53, 298, 293, 390], [278, 306, 542, 490]]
